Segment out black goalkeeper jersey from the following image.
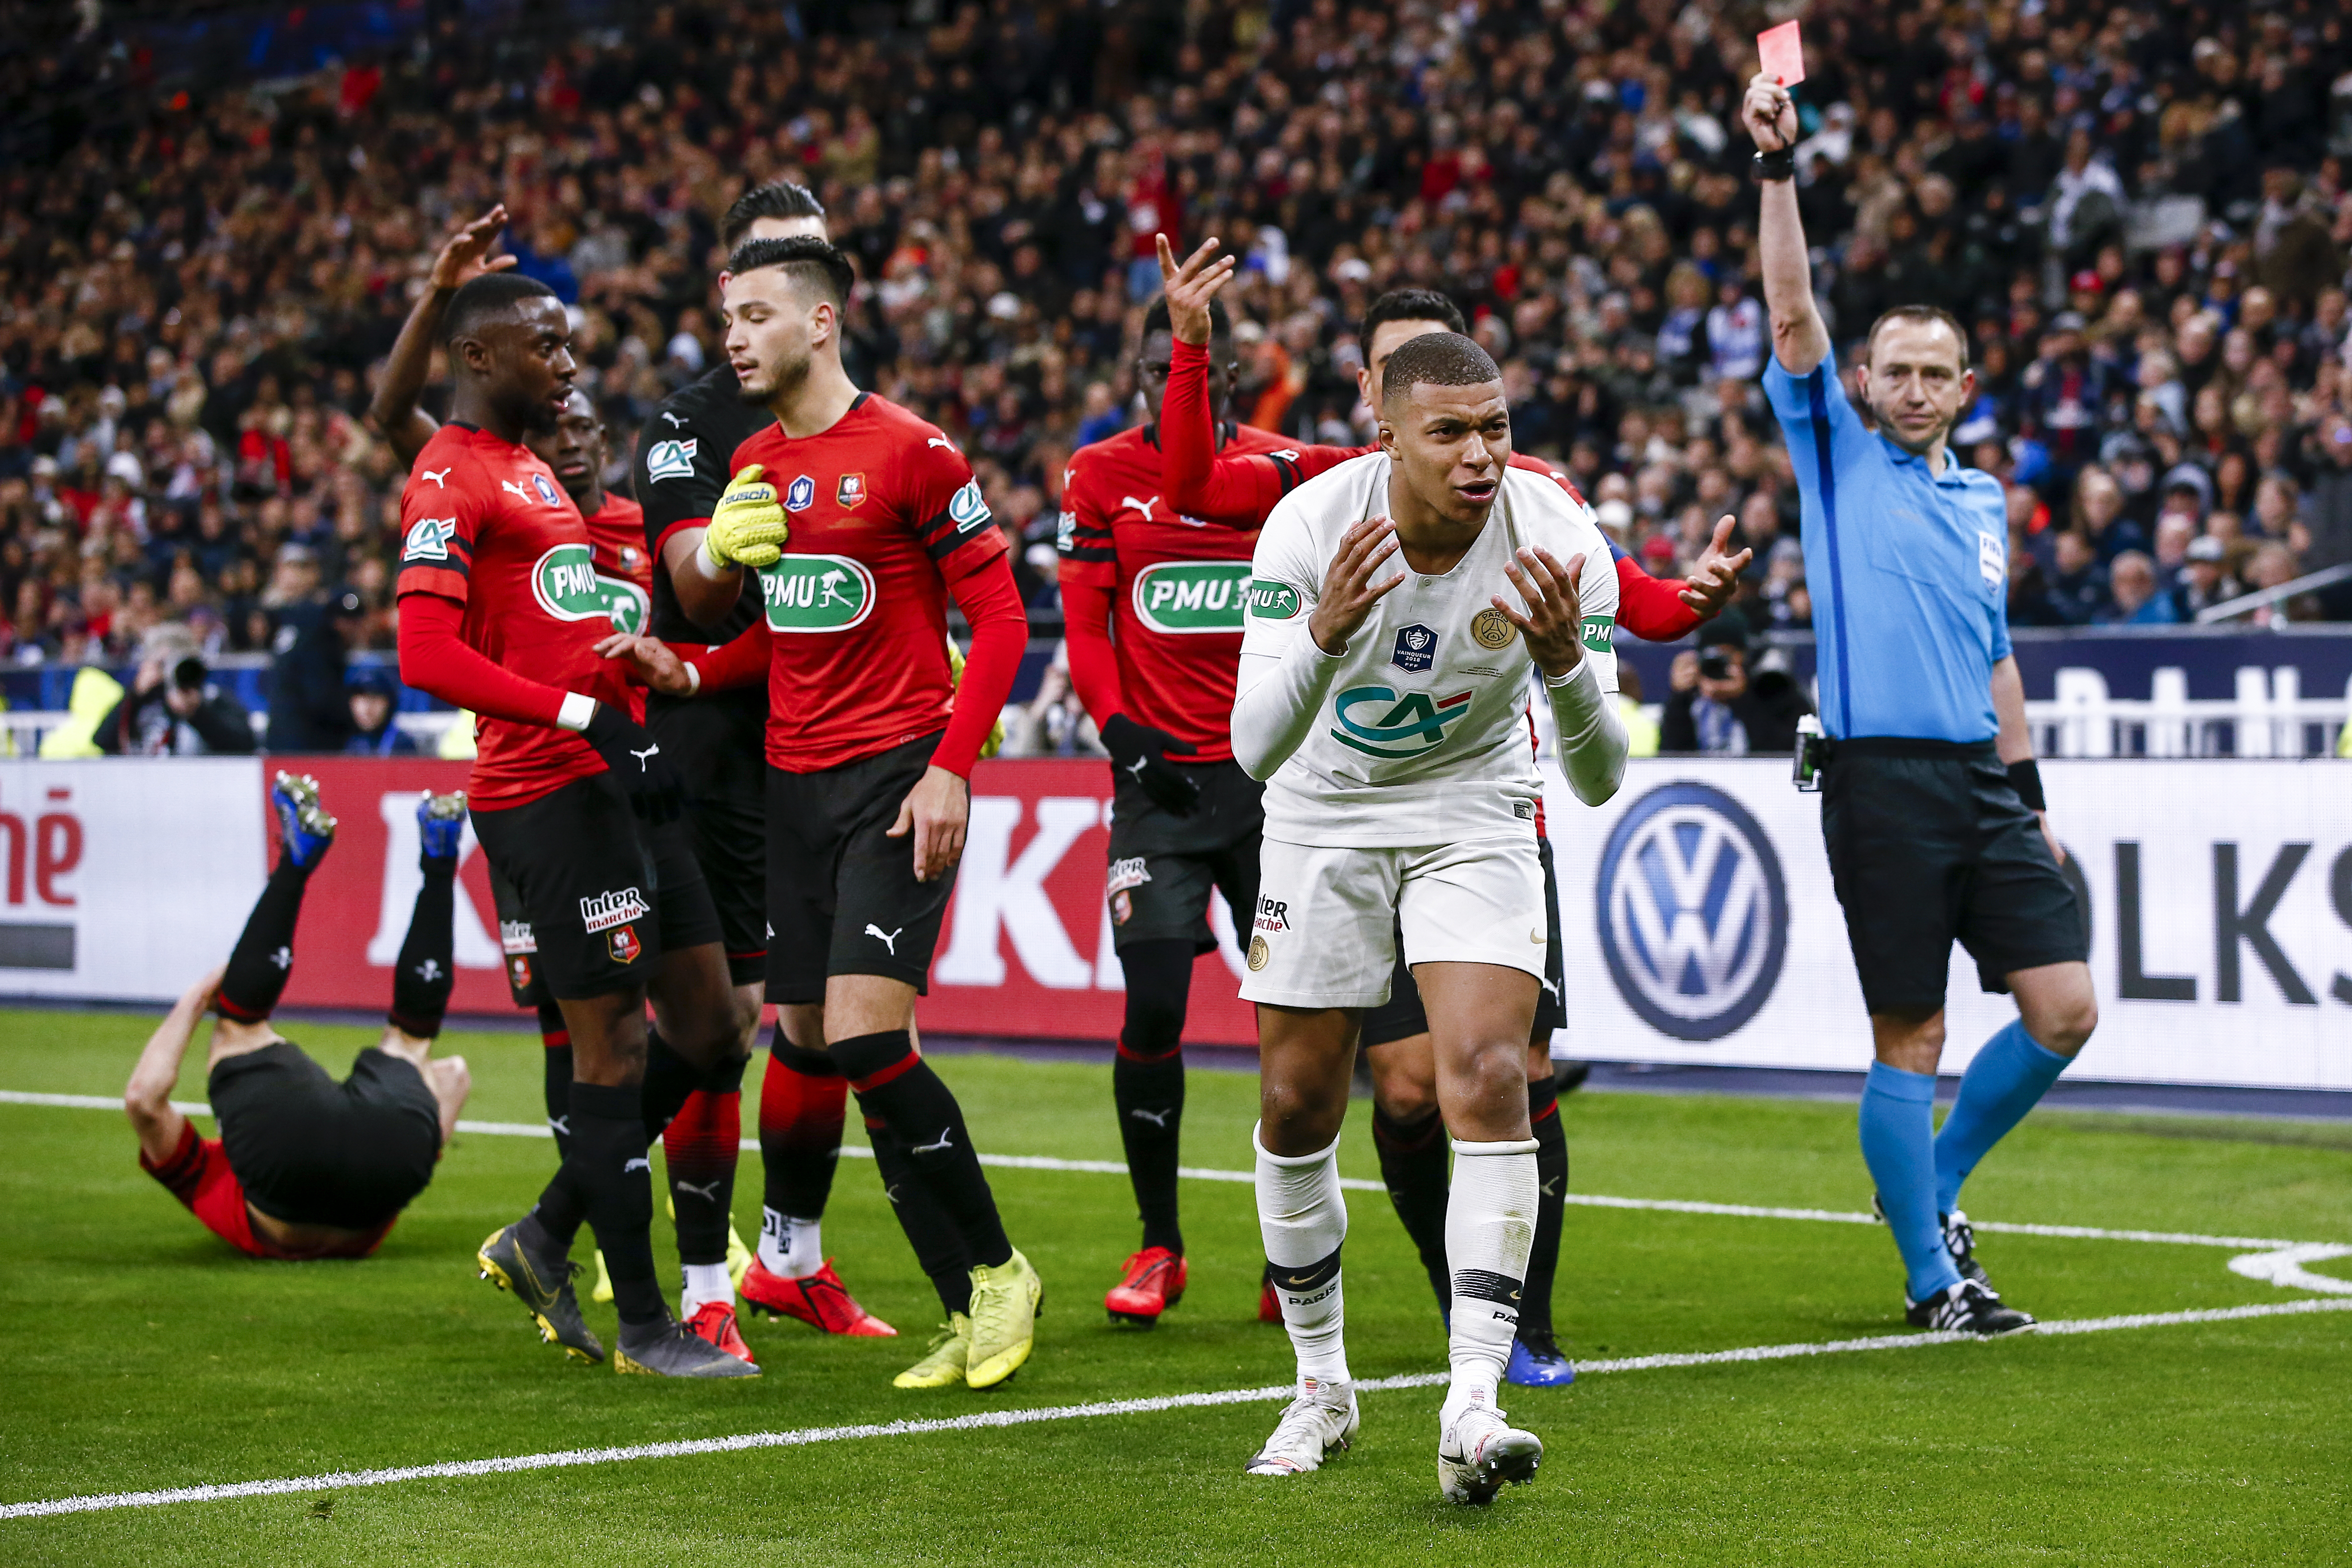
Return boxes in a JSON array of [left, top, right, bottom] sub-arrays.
[[635, 364, 777, 648]]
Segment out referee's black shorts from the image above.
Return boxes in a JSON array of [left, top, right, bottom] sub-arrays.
[[1821, 738, 2085, 1017]]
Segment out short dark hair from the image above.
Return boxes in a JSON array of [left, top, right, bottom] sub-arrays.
[[1140, 294, 1231, 345], [443, 273, 558, 347], [1866, 305, 1971, 370], [726, 235, 855, 309], [1378, 331, 1500, 408], [1360, 288, 1467, 349], [720, 181, 827, 251]]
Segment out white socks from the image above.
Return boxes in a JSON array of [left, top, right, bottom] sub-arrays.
[[758, 1209, 823, 1280], [1255, 1123, 1351, 1387], [1443, 1138, 1538, 1421], [680, 1262, 734, 1316]]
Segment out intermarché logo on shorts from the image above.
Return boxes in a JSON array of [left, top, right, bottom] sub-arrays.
[[760, 554, 876, 632], [579, 887, 650, 934]]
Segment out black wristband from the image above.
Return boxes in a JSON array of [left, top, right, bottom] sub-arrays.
[[2007, 759, 2046, 812], [1751, 147, 1796, 182]]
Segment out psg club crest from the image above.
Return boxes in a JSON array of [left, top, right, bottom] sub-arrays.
[[532, 472, 560, 506], [608, 925, 643, 965], [837, 472, 867, 508], [785, 474, 816, 512], [1391, 623, 1438, 673]]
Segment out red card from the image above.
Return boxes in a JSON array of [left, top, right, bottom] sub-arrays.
[[1757, 19, 1805, 86]]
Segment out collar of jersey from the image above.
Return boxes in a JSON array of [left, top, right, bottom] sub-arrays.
[[1876, 432, 1974, 486]]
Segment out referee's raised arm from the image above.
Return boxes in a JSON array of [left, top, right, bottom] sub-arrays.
[[1745, 75, 1828, 379]]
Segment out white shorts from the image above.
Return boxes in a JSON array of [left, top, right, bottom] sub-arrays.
[[1241, 834, 1548, 1009]]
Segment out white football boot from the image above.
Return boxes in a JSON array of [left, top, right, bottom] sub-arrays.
[[1244, 1378, 1360, 1476], [1437, 1393, 1543, 1504]]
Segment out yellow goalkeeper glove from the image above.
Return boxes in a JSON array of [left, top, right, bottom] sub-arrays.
[[947, 634, 1008, 760], [702, 464, 789, 571]]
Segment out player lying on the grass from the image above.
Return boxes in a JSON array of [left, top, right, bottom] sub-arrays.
[[598, 235, 1041, 1393], [125, 776, 472, 1260], [368, 219, 759, 1361], [1230, 329, 1627, 1502], [394, 270, 755, 1378], [1153, 243, 1746, 1384]]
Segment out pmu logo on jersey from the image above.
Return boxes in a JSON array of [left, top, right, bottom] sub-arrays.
[[595, 576, 650, 636], [402, 517, 456, 562], [760, 554, 876, 632], [530, 544, 608, 622], [785, 474, 816, 511], [1391, 623, 1439, 672], [579, 886, 650, 935], [532, 472, 561, 506], [1330, 686, 1474, 759], [645, 438, 697, 483], [1594, 782, 1788, 1042], [1132, 561, 1251, 634], [948, 478, 992, 534], [1244, 579, 1301, 619]]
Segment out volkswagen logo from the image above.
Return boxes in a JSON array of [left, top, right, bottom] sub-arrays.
[[1595, 782, 1787, 1041]]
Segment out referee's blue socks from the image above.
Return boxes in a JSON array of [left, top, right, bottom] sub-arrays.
[[1859, 1062, 1961, 1302], [1934, 1021, 2070, 1214]]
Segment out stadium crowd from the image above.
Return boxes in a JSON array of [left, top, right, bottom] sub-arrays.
[[2, 0, 2350, 729]]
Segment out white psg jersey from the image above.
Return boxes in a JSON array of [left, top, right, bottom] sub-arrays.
[[1235, 452, 1619, 848]]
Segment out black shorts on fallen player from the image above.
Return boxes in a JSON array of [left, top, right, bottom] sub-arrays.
[[1105, 758, 1264, 954], [1361, 833, 1568, 1048], [765, 733, 955, 1003], [649, 688, 770, 987], [208, 1041, 442, 1228], [469, 772, 722, 1001], [1821, 738, 2087, 1016], [485, 857, 550, 1009]]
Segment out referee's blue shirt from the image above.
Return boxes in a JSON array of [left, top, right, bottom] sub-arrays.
[[1763, 355, 2011, 742]]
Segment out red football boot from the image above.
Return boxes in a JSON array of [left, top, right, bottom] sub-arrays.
[[740, 1257, 897, 1337], [1258, 1263, 1283, 1324], [684, 1301, 757, 1367], [1104, 1247, 1189, 1326]]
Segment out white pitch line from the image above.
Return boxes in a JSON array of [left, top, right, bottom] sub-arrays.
[[2, 1091, 2323, 1252], [6, 1296, 2347, 1523]]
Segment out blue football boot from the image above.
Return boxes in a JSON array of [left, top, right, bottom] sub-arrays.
[[1504, 1331, 1577, 1388], [417, 789, 467, 864], [270, 772, 336, 869]]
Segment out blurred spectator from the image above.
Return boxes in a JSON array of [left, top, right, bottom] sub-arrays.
[[2174, 535, 2238, 620], [344, 668, 419, 757], [2104, 551, 2180, 625], [1659, 621, 1810, 755], [2045, 530, 2112, 625], [95, 626, 254, 756], [266, 587, 368, 754], [998, 657, 1101, 759]]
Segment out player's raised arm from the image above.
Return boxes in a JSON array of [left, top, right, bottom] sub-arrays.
[[1746, 73, 1829, 378], [1498, 545, 1628, 806], [366, 207, 516, 470], [1231, 513, 1401, 780]]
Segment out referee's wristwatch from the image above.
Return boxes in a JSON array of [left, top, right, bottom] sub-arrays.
[[1751, 147, 1796, 183]]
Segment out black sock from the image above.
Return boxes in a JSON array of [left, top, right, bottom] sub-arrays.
[[217, 856, 314, 1021], [1373, 1104, 1451, 1314], [1522, 1076, 1568, 1343], [570, 1080, 664, 1329], [1114, 937, 1193, 1254], [870, 1116, 975, 1315], [664, 1054, 745, 1267], [538, 1001, 573, 1159], [386, 860, 455, 1037], [638, 1025, 700, 1145], [835, 1030, 1012, 1269]]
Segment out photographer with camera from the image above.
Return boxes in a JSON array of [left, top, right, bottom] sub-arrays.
[[1659, 619, 1811, 755], [98, 625, 257, 757]]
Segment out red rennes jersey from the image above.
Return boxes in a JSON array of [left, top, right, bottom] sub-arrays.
[[729, 394, 1009, 773], [1056, 424, 1308, 763], [583, 492, 654, 636], [395, 423, 633, 806]]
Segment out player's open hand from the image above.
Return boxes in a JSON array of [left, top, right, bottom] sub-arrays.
[[1498, 546, 1590, 679], [889, 764, 969, 884], [1680, 514, 1754, 613], [1743, 73, 1797, 152], [1307, 518, 1403, 656], [1156, 234, 1238, 348], [430, 205, 517, 292], [594, 632, 695, 696]]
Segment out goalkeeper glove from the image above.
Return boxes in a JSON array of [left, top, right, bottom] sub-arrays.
[[1101, 714, 1200, 816], [702, 464, 789, 571], [581, 703, 685, 825]]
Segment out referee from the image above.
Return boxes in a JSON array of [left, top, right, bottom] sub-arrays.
[[1746, 73, 2097, 1336]]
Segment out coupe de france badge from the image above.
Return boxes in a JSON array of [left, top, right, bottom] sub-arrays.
[[785, 474, 816, 512], [1391, 623, 1438, 673]]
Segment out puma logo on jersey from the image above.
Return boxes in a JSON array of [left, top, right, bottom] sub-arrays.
[[864, 923, 903, 954], [1121, 495, 1161, 522], [911, 1127, 955, 1155], [501, 479, 532, 502], [420, 467, 450, 488], [662, 411, 688, 427], [674, 1178, 722, 1201], [623, 1157, 651, 1174], [928, 436, 957, 451], [1127, 1107, 1174, 1128]]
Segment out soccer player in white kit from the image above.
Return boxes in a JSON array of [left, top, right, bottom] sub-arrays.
[[1229, 331, 1629, 1503]]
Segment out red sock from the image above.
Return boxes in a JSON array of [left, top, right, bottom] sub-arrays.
[[663, 1087, 742, 1267], [758, 1047, 847, 1224]]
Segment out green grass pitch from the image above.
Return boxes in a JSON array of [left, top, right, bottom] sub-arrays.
[[2, 1006, 2347, 1564]]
